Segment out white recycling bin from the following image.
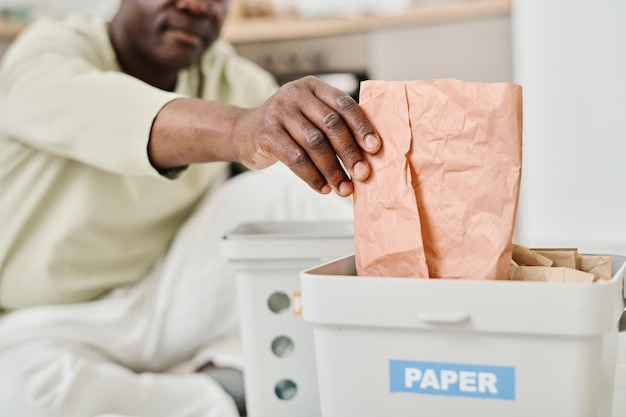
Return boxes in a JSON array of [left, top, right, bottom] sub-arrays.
[[614, 314, 626, 417], [301, 254, 626, 417], [220, 221, 354, 417]]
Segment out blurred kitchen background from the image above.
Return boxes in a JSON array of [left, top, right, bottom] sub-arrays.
[[1, 0, 625, 255]]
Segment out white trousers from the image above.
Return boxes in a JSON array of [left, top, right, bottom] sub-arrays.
[[0, 164, 353, 417]]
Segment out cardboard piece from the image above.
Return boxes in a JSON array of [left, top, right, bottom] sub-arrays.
[[578, 255, 613, 281], [509, 249, 612, 283], [510, 266, 596, 284], [354, 79, 523, 279], [532, 248, 578, 269], [512, 244, 553, 267]]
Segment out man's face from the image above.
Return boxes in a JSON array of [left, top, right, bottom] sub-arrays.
[[114, 0, 229, 71]]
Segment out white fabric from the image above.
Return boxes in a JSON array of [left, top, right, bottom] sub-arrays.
[[0, 163, 353, 417], [0, 14, 278, 309]]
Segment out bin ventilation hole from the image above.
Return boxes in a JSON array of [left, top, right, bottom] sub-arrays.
[[271, 336, 295, 357], [267, 292, 290, 314], [275, 379, 297, 400]]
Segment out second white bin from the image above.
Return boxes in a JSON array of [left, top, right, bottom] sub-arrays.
[[220, 221, 354, 417]]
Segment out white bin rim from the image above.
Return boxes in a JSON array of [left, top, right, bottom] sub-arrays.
[[220, 221, 354, 261], [224, 221, 353, 240], [301, 254, 626, 337]]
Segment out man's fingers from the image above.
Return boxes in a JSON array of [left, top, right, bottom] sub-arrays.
[[303, 78, 381, 182], [283, 114, 354, 196], [269, 126, 332, 195], [295, 96, 368, 183], [239, 76, 383, 196], [309, 77, 382, 155]]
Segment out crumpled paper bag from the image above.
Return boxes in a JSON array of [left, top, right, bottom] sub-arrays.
[[354, 79, 523, 279], [512, 244, 554, 267], [510, 266, 596, 283], [578, 255, 613, 280], [532, 248, 578, 269], [510, 245, 613, 282]]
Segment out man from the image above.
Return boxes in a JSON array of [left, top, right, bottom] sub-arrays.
[[0, 0, 381, 416]]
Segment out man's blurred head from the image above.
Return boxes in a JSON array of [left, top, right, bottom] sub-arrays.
[[110, 0, 229, 73]]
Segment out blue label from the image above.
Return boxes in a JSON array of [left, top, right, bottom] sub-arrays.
[[389, 359, 515, 400]]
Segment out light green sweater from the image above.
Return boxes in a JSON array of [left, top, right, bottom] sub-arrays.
[[0, 14, 278, 310]]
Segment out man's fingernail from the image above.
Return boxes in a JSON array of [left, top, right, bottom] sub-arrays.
[[353, 161, 370, 180], [338, 180, 354, 197], [321, 184, 332, 194], [364, 134, 381, 151]]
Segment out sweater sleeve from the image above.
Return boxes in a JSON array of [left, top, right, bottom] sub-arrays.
[[0, 17, 184, 177]]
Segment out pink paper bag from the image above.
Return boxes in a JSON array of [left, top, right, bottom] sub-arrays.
[[355, 79, 523, 280]]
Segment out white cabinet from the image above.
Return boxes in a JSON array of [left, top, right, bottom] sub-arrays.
[[367, 16, 513, 83]]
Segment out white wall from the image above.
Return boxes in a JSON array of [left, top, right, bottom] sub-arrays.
[[367, 15, 512, 83], [512, 0, 626, 254]]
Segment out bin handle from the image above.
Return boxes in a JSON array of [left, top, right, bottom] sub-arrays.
[[418, 311, 471, 324]]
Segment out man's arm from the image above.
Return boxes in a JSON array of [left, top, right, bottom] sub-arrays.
[[0, 17, 185, 177], [149, 76, 381, 197]]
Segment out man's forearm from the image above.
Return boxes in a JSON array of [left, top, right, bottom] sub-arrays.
[[148, 98, 246, 171], [146, 77, 381, 196]]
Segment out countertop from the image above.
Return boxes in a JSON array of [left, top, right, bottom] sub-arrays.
[[0, 0, 509, 44], [222, 0, 510, 44]]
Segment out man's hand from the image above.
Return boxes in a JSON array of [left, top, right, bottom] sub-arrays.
[[149, 76, 381, 197], [233, 76, 381, 196]]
